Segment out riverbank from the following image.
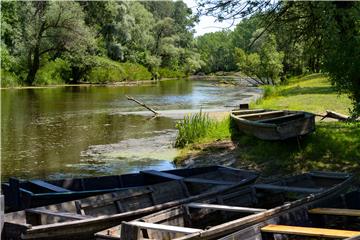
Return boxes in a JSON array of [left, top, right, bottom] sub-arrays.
[[175, 74, 360, 176], [0, 74, 250, 90]]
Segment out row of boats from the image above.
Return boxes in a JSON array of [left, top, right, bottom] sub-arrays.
[[1, 166, 359, 239]]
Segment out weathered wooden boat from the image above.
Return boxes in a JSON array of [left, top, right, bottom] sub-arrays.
[[2, 166, 258, 212], [230, 109, 316, 140], [2, 166, 258, 240], [221, 187, 360, 240], [99, 171, 353, 240]]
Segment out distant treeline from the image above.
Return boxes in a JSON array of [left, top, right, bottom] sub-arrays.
[[1, 1, 203, 87], [1, 1, 359, 117]]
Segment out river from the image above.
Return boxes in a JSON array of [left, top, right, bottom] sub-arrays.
[[1, 79, 261, 181]]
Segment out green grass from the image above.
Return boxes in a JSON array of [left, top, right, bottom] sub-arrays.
[[175, 112, 230, 148], [175, 74, 360, 175], [254, 74, 352, 115], [232, 121, 360, 175]]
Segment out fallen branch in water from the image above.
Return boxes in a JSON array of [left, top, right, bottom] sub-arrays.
[[125, 95, 159, 117]]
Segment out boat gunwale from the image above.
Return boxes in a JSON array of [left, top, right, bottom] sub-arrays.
[[6, 168, 258, 238], [230, 110, 315, 129], [119, 171, 353, 240]]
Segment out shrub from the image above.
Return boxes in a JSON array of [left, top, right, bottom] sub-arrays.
[[1, 69, 20, 87], [34, 58, 71, 85], [85, 56, 151, 83], [158, 67, 185, 79]]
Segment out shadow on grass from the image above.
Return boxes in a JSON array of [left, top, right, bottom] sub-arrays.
[[280, 86, 335, 96], [230, 120, 360, 176]]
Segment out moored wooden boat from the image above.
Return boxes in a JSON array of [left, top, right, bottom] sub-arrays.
[[220, 188, 360, 240], [2, 166, 257, 212], [230, 109, 315, 140], [101, 171, 352, 240], [2, 166, 258, 240]]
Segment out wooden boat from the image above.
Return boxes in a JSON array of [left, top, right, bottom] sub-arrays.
[[230, 109, 315, 140], [2, 166, 258, 240], [99, 171, 353, 240], [220, 187, 360, 240], [2, 166, 258, 212]]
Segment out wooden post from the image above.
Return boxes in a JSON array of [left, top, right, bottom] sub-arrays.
[[121, 221, 140, 240], [9, 178, 21, 210]]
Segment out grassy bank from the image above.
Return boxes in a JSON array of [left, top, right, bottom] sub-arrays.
[[175, 74, 360, 175]]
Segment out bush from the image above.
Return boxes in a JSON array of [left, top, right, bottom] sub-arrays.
[[34, 58, 71, 85], [1, 69, 20, 87], [122, 62, 152, 81], [158, 67, 185, 79], [175, 111, 230, 148], [85, 56, 152, 83]]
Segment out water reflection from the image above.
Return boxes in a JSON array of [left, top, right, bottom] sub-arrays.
[[1, 79, 261, 180]]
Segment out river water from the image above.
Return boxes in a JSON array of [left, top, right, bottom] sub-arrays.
[[1, 79, 261, 181]]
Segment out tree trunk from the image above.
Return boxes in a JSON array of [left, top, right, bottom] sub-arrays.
[[26, 46, 40, 85]]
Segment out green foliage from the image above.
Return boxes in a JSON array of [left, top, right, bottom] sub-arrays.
[[85, 56, 151, 83], [196, 31, 237, 73], [175, 112, 230, 148], [158, 68, 186, 79], [1, 69, 20, 87], [34, 59, 71, 85], [1, 1, 197, 86], [235, 33, 284, 85]]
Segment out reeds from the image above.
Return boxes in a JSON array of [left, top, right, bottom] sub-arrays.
[[175, 111, 230, 148]]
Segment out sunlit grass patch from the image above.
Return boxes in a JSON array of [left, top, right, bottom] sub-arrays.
[[254, 74, 351, 115]]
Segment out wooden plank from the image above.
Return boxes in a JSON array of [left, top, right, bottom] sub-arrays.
[[309, 208, 360, 217], [126, 221, 202, 234], [309, 171, 350, 180], [261, 224, 360, 238], [25, 208, 91, 220], [238, 110, 284, 118], [122, 221, 140, 240], [141, 170, 184, 180], [29, 180, 70, 192], [254, 184, 323, 193], [184, 178, 235, 185], [80, 189, 153, 209], [345, 234, 360, 240], [257, 113, 304, 123], [186, 203, 266, 213]]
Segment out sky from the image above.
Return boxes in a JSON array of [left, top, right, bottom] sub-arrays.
[[182, 0, 241, 37]]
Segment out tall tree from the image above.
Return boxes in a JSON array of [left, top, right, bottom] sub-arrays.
[[197, 0, 360, 116], [15, 1, 92, 84]]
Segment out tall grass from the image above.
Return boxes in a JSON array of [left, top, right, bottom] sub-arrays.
[[175, 111, 230, 148]]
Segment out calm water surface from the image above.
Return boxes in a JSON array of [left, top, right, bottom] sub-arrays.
[[1, 79, 260, 181]]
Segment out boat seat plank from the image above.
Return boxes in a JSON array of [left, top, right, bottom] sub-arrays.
[[309, 208, 360, 217], [237, 110, 284, 118], [344, 234, 360, 240], [309, 171, 350, 180], [141, 170, 184, 180], [257, 113, 304, 123], [127, 221, 202, 234], [261, 224, 360, 238], [26, 208, 91, 220], [186, 203, 266, 213], [254, 184, 323, 193], [29, 180, 70, 192], [184, 178, 235, 185]]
